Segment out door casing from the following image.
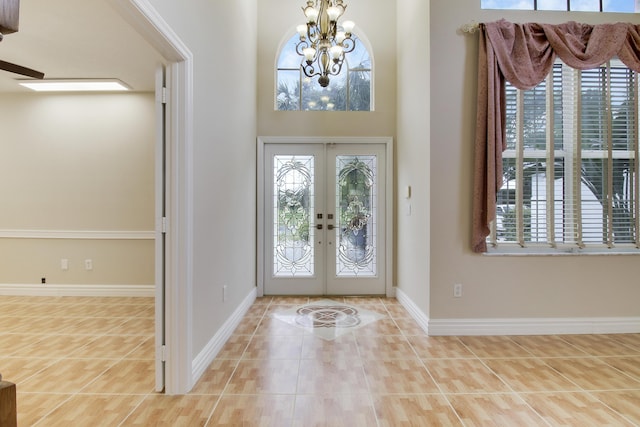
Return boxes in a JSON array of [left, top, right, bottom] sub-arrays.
[[111, 0, 194, 394], [257, 136, 394, 298]]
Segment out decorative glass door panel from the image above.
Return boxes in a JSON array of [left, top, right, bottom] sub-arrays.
[[335, 155, 377, 277], [264, 143, 386, 295], [273, 155, 315, 277]]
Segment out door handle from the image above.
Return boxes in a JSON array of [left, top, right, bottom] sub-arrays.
[[327, 224, 334, 230], [316, 224, 323, 230]]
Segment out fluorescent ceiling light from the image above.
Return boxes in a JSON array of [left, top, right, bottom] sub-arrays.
[[18, 79, 131, 92]]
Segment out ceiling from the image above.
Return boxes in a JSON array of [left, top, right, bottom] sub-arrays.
[[0, 0, 164, 93]]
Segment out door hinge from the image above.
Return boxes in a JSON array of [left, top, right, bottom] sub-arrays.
[[161, 344, 167, 362], [162, 217, 167, 234], [161, 86, 167, 104]]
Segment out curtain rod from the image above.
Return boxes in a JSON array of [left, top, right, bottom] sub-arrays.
[[460, 21, 480, 34]]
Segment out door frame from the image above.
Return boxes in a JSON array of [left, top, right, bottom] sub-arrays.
[[111, 0, 194, 395], [154, 65, 166, 392], [257, 136, 394, 298]]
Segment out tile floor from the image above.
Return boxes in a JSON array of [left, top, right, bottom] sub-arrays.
[[1, 295, 640, 426]]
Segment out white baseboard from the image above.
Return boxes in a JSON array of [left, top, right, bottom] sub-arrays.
[[191, 287, 257, 382], [394, 287, 429, 334], [0, 283, 154, 297], [394, 287, 640, 336], [428, 317, 640, 336]]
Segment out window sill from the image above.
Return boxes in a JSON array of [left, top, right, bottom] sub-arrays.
[[485, 244, 640, 256]]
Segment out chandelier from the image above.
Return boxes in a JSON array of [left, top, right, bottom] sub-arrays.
[[295, 0, 356, 88]]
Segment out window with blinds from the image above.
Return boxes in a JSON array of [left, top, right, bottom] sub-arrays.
[[480, 0, 637, 13], [489, 60, 640, 253]]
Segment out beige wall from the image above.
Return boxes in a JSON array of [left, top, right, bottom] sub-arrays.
[[95, 0, 640, 392], [396, 0, 430, 315], [256, 0, 398, 297], [0, 93, 155, 285], [147, 0, 258, 358], [430, 1, 640, 319], [117, 0, 640, 381]]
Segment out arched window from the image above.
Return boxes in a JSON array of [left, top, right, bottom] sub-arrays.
[[276, 32, 372, 111]]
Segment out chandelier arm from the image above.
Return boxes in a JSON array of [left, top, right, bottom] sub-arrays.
[[341, 37, 356, 54], [308, 23, 320, 43], [301, 62, 320, 79], [329, 60, 344, 76], [330, 21, 338, 39], [295, 39, 311, 56]]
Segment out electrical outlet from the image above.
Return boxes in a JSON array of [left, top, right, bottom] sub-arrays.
[[61, 259, 69, 270], [453, 283, 463, 298], [85, 259, 93, 270]]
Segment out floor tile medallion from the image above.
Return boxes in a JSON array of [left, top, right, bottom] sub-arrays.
[[272, 299, 385, 340]]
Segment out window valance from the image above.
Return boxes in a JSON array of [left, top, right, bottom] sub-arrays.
[[472, 19, 640, 253]]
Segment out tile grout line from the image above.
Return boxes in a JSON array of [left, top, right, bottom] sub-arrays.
[[4, 297, 155, 426], [412, 339, 468, 426], [455, 337, 554, 427], [203, 297, 272, 426], [374, 299, 457, 426], [86, 301, 156, 426], [6, 296, 640, 425], [582, 353, 640, 427], [353, 312, 382, 427], [289, 301, 308, 427], [117, 390, 156, 427], [382, 301, 471, 426], [481, 335, 640, 426]]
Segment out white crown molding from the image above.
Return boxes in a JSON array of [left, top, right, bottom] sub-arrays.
[[0, 283, 154, 297], [191, 288, 257, 384], [0, 230, 154, 239]]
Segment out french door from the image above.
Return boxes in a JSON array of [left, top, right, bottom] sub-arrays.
[[261, 141, 388, 295]]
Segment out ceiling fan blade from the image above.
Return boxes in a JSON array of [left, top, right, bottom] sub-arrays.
[[0, 59, 44, 79]]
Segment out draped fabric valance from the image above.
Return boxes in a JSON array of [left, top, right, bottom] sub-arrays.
[[472, 19, 640, 253]]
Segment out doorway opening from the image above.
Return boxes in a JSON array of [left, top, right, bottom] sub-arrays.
[[258, 137, 394, 297], [112, 0, 194, 394]]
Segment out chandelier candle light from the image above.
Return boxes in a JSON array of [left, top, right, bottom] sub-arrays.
[[296, 0, 356, 88]]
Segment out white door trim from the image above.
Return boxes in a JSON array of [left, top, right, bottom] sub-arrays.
[[110, 0, 194, 395], [154, 65, 165, 392], [257, 136, 394, 298]]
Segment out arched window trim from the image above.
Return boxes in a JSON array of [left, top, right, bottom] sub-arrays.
[[274, 26, 375, 112]]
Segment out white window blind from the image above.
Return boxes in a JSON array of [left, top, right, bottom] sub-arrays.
[[489, 60, 640, 253], [480, 0, 638, 13]]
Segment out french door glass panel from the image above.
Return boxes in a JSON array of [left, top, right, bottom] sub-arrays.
[[334, 154, 377, 277], [264, 143, 385, 295], [273, 154, 316, 277]]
